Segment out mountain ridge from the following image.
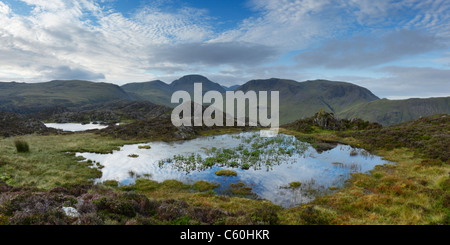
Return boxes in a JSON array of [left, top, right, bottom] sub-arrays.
[[0, 76, 448, 125], [0, 80, 133, 114], [121, 75, 225, 106], [236, 78, 380, 124], [338, 97, 450, 125]]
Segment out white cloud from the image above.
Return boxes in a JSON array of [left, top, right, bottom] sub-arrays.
[[0, 1, 10, 15], [295, 29, 446, 69], [0, 0, 449, 101], [212, 0, 340, 50], [335, 66, 450, 99], [0, 0, 217, 83], [212, 0, 450, 51]]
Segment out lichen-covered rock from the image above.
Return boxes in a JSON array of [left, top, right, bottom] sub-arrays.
[[62, 207, 80, 218]]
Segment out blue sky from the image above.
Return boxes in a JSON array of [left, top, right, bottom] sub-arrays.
[[0, 0, 449, 99]]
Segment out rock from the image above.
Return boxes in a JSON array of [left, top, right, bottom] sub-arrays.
[[283, 109, 382, 133], [175, 125, 196, 140], [0, 181, 11, 193], [62, 207, 80, 218]]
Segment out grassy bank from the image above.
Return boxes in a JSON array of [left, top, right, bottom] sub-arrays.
[[278, 143, 449, 224], [0, 133, 145, 189], [0, 115, 448, 225]]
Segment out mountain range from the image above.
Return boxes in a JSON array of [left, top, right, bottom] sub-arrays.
[[0, 80, 132, 114], [0, 74, 448, 125]]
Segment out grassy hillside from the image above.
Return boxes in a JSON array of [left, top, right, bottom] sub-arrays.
[[237, 78, 379, 124], [339, 97, 450, 125], [0, 80, 133, 113], [121, 80, 173, 107], [339, 113, 450, 162], [1, 76, 448, 126]]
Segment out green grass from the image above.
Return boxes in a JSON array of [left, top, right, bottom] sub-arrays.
[[192, 180, 220, 192], [288, 182, 302, 188], [138, 145, 151, 149], [338, 97, 450, 126], [14, 140, 29, 153], [0, 133, 144, 189], [0, 80, 132, 113], [215, 170, 237, 177]]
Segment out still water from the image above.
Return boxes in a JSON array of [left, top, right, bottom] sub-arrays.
[[76, 132, 391, 207], [45, 123, 109, 132]]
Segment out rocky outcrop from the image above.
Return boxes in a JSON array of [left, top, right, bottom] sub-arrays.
[[283, 109, 382, 133], [97, 114, 199, 141], [31, 101, 171, 125], [0, 111, 58, 137]]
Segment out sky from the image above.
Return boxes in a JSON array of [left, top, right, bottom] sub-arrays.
[[0, 0, 449, 99]]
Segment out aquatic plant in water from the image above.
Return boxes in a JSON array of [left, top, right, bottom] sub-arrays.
[[158, 134, 310, 172]]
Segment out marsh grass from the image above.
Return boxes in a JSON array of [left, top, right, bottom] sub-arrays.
[[288, 182, 302, 189], [159, 133, 309, 172], [228, 182, 255, 197], [138, 145, 151, 149], [14, 140, 29, 153], [215, 170, 237, 177], [192, 180, 220, 192]]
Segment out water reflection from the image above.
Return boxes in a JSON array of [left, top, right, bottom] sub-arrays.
[[76, 132, 391, 207]]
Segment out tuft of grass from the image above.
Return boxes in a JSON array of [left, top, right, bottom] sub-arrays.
[[215, 170, 238, 177], [128, 154, 139, 158], [138, 145, 151, 149], [14, 140, 29, 153], [192, 180, 219, 192], [280, 181, 302, 189], [102, 180, 119, 187], [228, 182, 254, 197], [289, 181, 302, 188]]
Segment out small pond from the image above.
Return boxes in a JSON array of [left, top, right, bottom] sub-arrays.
[[76, 132, 391, 207], [45, 123, 110, 132]]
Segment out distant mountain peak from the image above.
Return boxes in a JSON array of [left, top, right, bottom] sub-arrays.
[[179, 74, 209, 79], [171, 74, 213, 85], [170, 74, 225, 93]]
